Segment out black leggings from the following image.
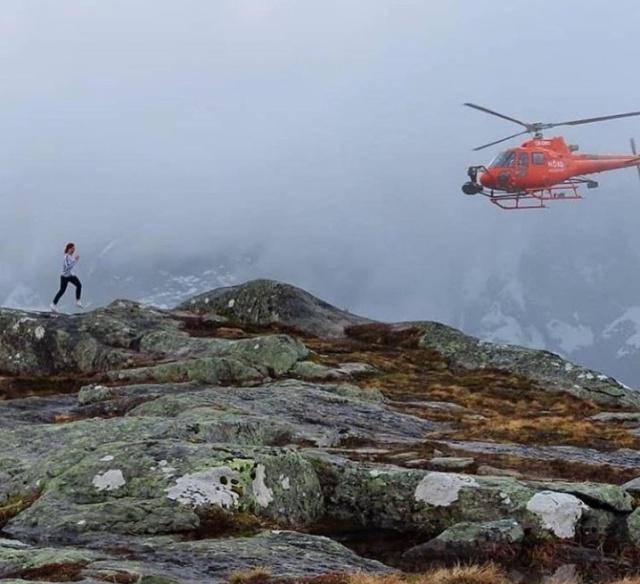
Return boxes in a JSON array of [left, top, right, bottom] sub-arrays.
[[53, 276, 82, 304]]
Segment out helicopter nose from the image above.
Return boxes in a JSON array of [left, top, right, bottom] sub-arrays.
[[479, 171, 493, 188]]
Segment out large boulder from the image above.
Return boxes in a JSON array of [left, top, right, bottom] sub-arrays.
[[6, 440, 323, 543], [178, 279, 370, 337]]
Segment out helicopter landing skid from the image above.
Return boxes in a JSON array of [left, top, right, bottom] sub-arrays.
[[480, 180, 589, 210]]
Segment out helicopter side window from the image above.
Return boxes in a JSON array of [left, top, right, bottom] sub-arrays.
[[489, 150, 516, 168], [489, 152, 507, 167], [532, 152, 546, 165], [517, 152, 529, 167], [502, 151, 516, 167]]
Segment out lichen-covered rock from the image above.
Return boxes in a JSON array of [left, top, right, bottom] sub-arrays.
[[440, 439, 640, 471], [0, 301, 175, 376], [292, 360, 377, 381], [417, 321, 640, 407], [0, 302, 308, 386], [310, 456, 596, 540], [6, 441, 323, 543], [178, 279, 370, 337], [77, 385, 116, 405], [627, 507, 640, 546], [308, 453, 627, 539], [524, 480, 633, 512], [0, 542, 101, 578]]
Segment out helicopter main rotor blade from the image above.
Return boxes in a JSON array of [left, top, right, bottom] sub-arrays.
[[550, 110, 640, 128], [473, 130, 530, 151], [463, 103, 530, 129]]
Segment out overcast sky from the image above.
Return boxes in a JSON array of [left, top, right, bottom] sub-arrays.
[[2, 0, 640, 321]]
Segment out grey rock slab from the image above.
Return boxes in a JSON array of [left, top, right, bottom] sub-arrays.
[[390, 400, 466, 412], [151, 531, 391, 582], [590, 412, 640, 424], [441, 439, 640, 470], [125, 380, 443, 447], [292, 361, 377, 382], [178, 279, 371, 338], [0, 531, 390, 584], [429, 457, 475, 471]]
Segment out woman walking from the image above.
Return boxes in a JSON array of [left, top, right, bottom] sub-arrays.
[[51, 243, 83, 312]]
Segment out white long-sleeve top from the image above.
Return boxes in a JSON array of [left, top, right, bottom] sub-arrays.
[[62, 254, 77, 277]]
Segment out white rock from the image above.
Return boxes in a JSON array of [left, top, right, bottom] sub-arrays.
[[92, 469, 126, 492], [414, 472, 479, 507], [252, 463, 274, 508], [526, 491, 588, 538], [166, 467, 240, 509], [99, 455, 114, 462]]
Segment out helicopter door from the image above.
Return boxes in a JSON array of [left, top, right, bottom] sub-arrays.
[[517, 152, 529, 177]]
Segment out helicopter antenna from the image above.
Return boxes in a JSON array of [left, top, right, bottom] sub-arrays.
[[464, 102, 640, 151]]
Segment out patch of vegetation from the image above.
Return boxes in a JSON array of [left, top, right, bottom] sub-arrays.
[[191, 506, 272, 539], [0, 375, 90, 400], [0, 489, 41, 527], [228, 566, 272, 584], [305, 322, 640, 453], [10, 561, 89, 582], [94, 570, 140, 583]]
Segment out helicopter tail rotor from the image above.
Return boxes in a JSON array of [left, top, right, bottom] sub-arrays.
[[631, 138, 640, 182]]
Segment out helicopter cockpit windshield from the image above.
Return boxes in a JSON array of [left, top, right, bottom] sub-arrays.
[[489, 150, 516, 168]]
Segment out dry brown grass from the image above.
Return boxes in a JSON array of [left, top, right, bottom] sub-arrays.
[[228, 566, 272, 584], [304, 324, 640, 453], [451, 414, 640, 449], [342, 564, 510, 584], [0, 490, 41, 527], [347, 574, 407, 584], [421, 564, 510, 584]]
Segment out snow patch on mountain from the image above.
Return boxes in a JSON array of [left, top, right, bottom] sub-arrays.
[[603, 307, 640, 359], [546, 319, 595, 354]]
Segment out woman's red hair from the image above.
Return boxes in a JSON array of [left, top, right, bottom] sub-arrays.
[[64, 243, 75, 254]]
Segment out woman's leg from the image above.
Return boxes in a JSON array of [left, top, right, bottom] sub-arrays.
[[53, 277, 69, 305], [69, 276, 82, 300]]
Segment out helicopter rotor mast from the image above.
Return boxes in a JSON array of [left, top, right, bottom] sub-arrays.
[[464, 102, 640, 151]]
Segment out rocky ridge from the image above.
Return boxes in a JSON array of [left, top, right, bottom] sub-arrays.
[[1, 279, 640, 582]]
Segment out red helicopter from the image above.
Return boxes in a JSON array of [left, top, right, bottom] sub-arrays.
[[462, 103, 640, 210]]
